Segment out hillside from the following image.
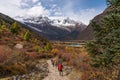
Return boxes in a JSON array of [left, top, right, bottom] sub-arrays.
[[0, 13, 53, 78], [56, 23, 87, 40], [76, 5, 116, 40], [86, 1, 120, 80], [76, 26, 94, 40]]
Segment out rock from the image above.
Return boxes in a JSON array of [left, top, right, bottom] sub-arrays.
[[42, 63, 48, 68], [14, 44, 23, 49], [64, 66, 72, 76], [12, 75, 20, 80], [11, 60, 49, 80], [35, 62, 48, 72], [21, 74, 26, 78]]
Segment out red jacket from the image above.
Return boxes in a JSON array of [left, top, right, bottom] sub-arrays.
[[58, 64, 63, 71]]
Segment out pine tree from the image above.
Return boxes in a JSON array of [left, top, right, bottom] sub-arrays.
[[10, 22, 20, 34], [24, 30, 31, 41], [87, 9, 120, 68]]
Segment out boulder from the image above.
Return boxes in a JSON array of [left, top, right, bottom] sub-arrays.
[[14, 44, 23, 49]]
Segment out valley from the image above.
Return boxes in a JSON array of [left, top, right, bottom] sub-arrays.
[[0, 0, 120, 80]]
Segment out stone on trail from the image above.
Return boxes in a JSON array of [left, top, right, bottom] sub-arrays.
[[14, 44, 23, 49]]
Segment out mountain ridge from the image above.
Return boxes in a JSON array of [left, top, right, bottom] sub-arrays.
[[15, 15, 87, 40]]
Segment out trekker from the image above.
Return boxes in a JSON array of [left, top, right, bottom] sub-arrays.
[[58, 63, 63, 76], [51, 59, 54, 67], [54, 59, 57, 67]]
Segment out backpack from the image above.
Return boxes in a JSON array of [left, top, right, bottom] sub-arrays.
[[58, 64, 63, 71]]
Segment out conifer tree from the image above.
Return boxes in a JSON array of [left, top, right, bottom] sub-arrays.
[[10, 22, 20, 34], [24, 30, 31, 41]]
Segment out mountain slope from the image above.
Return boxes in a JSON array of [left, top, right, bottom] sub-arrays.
[[0, 13, 52, 78], [76, 6, 114, 40], [75, 25, 94, 40], [85, 1, 120, 79], [0, 13, 14, 24], [57, 23, 87, 40]]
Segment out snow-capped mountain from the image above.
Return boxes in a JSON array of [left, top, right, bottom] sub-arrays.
[[15, 16, 87, 40]]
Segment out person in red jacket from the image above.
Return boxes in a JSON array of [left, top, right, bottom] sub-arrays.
[[58, 63, 63, 76]]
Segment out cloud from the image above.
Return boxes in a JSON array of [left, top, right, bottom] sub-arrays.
[[0, 0, 26, 17], [20, 2, 29, 7], [26, 2, 50, 16], [49, 5, 62, 16], [0, 0, 50, 17], [62, 8, 101, 25], [59, 1, 104, 25], [32, 0, 39, 3], [76, 9, 101, 25]]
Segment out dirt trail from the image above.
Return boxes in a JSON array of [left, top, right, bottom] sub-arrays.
[[43, 60, 69, 80]]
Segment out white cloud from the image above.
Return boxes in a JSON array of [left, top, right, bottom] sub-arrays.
[[26, 3, 50, 16], [62, 8, 101, 25], [0, 0, 26, 17], [77, 9, 100, 25], [32, 0, 39, 3], [0, 0, 50, 17]]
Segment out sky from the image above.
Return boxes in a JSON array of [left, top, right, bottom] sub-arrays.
[[0, 0, 107, 25]]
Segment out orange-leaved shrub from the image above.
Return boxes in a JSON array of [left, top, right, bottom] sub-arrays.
[[51, 48, 59, 55]]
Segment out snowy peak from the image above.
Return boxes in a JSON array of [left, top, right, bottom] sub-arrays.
[[15, 16, 84, 27], [15, 16, 51, 24], [50, 17, 77, 26]]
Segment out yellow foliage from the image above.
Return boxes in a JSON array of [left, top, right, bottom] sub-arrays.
[[65, 46, 74, 52], [51, 48, 59, 54]]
